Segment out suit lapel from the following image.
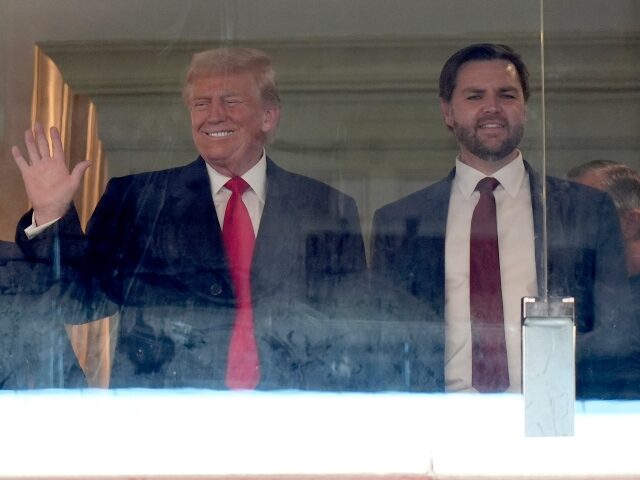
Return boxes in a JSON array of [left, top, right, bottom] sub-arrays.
[[157, 159, 233, 301], [424, 169, 454, 237], [426, 170, 454, 319], [156, 157, 304, 307], [526, 163, 546, 296], [251, 159, 301, 302], [390, 170, 452, 321], [526, 161, 570, 298]]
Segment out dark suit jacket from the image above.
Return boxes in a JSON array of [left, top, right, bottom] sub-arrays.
[[18, 157, 368, 389], [0, 241, 85, 389], [371, 162, 632, 397]]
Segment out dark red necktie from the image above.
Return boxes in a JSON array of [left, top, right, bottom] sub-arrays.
[[470, 177, 509, 393], [222, 177, 260, 389]]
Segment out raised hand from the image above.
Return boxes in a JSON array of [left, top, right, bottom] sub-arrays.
[[12, 123, 91, 226]]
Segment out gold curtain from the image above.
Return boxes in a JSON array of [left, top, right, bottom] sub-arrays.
[[31, 45, 112, 387]]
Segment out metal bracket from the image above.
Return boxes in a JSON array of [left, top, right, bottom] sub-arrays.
[[522, 296, 575, 437]]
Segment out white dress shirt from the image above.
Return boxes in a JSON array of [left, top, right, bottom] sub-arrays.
[[206, 152, 267, 236], [444, 153, 538, 393]]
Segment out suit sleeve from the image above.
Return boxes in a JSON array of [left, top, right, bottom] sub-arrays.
[[580, 192, 631, 352], [370, 206, 420, 296], [15, 207, 86, 271], [335, 195, 367, 275], [371, 207, 396, 278], [83, 175, 164, 307], [304, 192, 367, 316], [576, 191, 637, 397], [15, 188, 120, 322]]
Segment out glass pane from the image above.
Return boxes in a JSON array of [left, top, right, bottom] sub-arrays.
[[2, 0, 547, 394], [3, 0, 640, 478], [542, 0, 640, 399]]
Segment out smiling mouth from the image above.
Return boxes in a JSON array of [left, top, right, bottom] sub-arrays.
[[203, 130, 235, 138], [478, 122, 505, 129]]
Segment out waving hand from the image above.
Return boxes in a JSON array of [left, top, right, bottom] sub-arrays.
[[12, 123, 91, 226]]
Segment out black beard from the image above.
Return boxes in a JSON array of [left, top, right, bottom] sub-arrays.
[[452, 121, 524, 162]]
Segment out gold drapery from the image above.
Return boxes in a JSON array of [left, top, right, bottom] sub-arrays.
[[31, 45, 112, 387]]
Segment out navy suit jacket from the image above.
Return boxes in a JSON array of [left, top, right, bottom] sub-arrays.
[[18, 157, 368, 389], [1, 241, 85, 389], [371, 162, 632, 397]]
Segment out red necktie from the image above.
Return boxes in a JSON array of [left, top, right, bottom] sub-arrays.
[[222, 177, 260, 389], [470, 177, 509, 393]]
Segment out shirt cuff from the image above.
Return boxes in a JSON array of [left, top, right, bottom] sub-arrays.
[[24, 213, 61, 239]]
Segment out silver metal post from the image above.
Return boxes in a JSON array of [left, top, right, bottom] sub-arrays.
[[522, 297, 575, 437]]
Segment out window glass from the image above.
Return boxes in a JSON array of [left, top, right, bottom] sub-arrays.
[[542, 0, 640, 400], [1, 0, 640, 476]]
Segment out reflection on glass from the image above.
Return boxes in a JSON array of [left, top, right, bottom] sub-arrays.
[[0, 0, 639, 467]]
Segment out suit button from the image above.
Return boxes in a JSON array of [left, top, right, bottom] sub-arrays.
[[210, 283, 223, 296]]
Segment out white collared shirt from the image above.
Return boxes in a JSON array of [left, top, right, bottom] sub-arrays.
[[444, 153, 538, 393], [206, 151, 267, 236]]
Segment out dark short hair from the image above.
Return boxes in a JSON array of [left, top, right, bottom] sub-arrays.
[[439, 43, 530, 102]]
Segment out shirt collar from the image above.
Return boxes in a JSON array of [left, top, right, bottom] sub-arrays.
[[206, 150, 267, 203], [454, 151, 526, 199]]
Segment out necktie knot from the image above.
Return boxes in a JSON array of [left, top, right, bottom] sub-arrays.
[[225, 177, 250, 196], [476, 177, 500, 194]]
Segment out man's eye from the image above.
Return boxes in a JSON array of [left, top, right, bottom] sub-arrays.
[[467, 95, 481, 100], [225, 98, 241, 106], [193, 101, 209, 110]]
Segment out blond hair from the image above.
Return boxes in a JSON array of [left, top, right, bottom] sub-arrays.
[[182, 47, 280, 108]]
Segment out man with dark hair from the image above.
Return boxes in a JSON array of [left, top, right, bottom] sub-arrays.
[[439, 43, 530, 104], [12, 47, 367, 390], [372, 43, 630, 397]]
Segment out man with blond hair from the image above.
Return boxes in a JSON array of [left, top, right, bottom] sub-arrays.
[[13, 47, 366, 389]]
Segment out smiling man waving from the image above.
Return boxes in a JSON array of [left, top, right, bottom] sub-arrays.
[[13, 47, 366, 389]]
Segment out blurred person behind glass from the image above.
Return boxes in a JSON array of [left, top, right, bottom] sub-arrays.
[[568, 160, 640, 397], [568, 160, 640, 284]]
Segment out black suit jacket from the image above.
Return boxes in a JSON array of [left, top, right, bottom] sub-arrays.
[[0, 241, 85, 389], [371, 162, 632, 397], [18, 157, 367, 389]]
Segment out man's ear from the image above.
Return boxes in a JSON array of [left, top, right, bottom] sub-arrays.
[[440, 99, 454, 129], [620, 209, 640, 240], [261, 104, 281, 134]]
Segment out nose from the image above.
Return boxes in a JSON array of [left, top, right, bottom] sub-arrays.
[[482, 94, 501, 113], [206, 100, 227, 123]]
